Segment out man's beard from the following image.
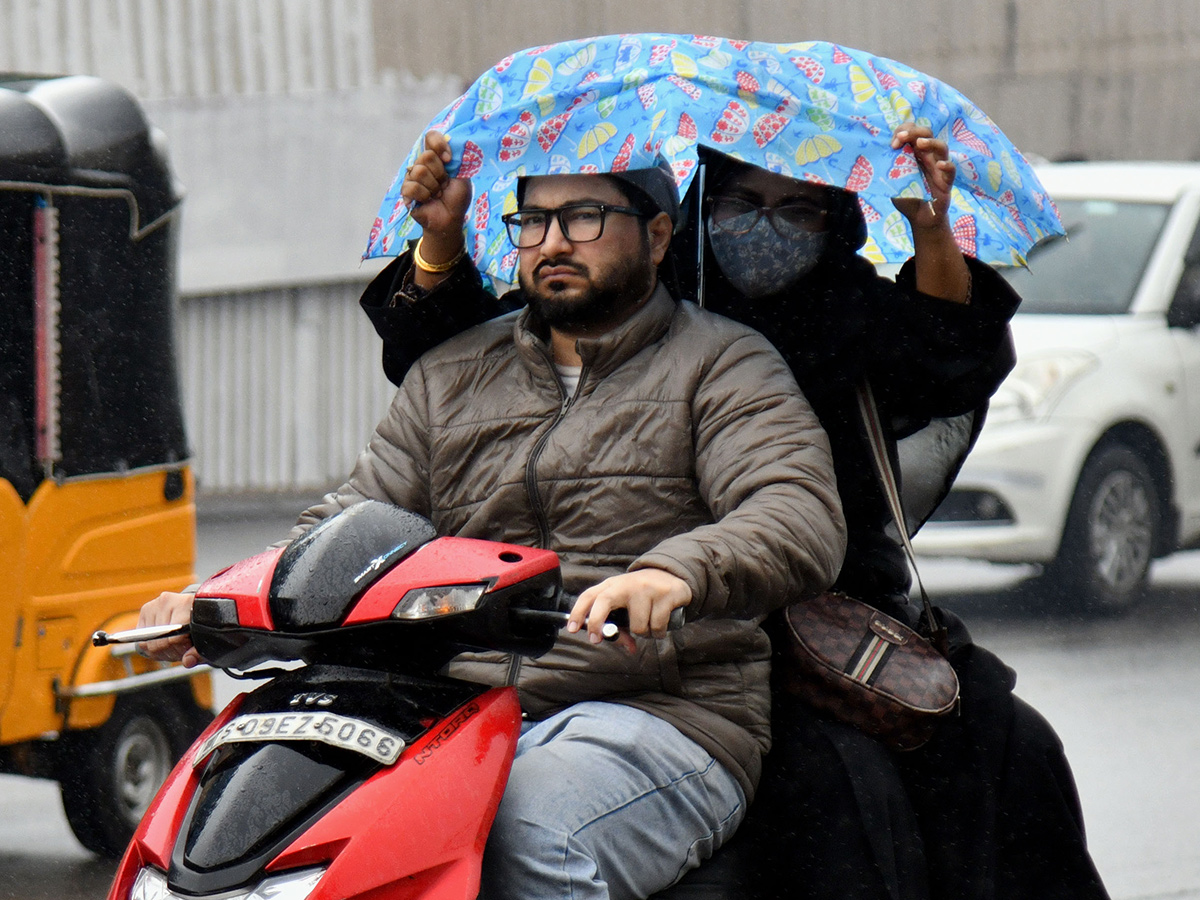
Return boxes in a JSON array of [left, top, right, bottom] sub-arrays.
[[520, 238, 656, 334]]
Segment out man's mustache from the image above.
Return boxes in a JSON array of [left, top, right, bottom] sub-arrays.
[[534, 258, 588, 278]]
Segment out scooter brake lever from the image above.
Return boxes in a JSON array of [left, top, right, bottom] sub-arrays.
[[92, 623, 191, 647]]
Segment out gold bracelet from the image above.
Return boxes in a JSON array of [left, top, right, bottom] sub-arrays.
[[413, 238, 466, 274]]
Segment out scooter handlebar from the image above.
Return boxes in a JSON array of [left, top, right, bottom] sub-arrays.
[[93, 603, 683, 649], [510, 606, 684, 641]]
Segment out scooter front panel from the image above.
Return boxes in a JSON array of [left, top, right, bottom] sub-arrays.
[[272, 686, 522, 900], [196, 547, 285, 629], [106, 694, 250, 900], [343, 537, 560, 624], [158, 666, 493, 896]]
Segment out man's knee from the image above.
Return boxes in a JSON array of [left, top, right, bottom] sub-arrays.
[[483, 800, 579, 894]]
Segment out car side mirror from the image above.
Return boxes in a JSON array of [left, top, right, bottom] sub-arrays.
[[1168, 227, 1200, 329]]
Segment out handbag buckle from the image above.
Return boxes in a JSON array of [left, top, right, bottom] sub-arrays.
[[869, 615, 909, 645]]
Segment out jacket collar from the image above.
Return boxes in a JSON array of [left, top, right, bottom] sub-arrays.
[[513, 283, 676, 382]]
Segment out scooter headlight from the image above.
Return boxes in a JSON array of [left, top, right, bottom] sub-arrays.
[[131, 866, 326, 900], [130, 867, 170, 900], [242, 868, 326, 900], [390, 584, 488, 620]]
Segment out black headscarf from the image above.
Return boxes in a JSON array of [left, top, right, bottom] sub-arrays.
[[672, 147, 879, 393]]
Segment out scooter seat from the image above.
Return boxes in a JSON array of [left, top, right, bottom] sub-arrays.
[[648, 829, 755, 900]]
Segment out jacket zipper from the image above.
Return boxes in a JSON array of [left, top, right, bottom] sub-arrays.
[[509, 355, 587, 689], [525, 352, 589, 549]]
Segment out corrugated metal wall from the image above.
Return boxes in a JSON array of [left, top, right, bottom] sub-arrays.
[[0, 0, 375, 98], [370, 0, 1200, 161], [177, 281, 395, 493], [8, 0, 1200, 157], [0, 0, 441, 494]]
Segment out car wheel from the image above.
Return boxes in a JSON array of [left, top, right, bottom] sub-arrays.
[[1045, 443, 1160, 613], [58, 687, 212, 858]]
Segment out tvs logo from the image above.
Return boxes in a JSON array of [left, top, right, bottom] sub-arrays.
[[290, 692, 336, 708]]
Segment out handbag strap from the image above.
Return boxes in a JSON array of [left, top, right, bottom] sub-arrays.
[[855, 380, 950, 656]]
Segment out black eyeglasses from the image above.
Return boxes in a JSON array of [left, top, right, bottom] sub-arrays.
[[708, 195, 828, 237], [501, 204, 646, 248]]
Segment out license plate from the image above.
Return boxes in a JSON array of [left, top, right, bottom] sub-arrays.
[[194, 711, 406, 766]]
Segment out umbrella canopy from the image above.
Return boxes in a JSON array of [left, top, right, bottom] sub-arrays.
[[365, 34, 1062, 281]]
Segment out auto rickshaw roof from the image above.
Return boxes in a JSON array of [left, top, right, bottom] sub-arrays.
[[1, 73, 188, 494], [0, 74, 180, 225]]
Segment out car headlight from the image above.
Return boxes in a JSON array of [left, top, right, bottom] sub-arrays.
[[390, 583, 488, 620], [131, 867, 326, 900], [988, 351, 1098, 422]]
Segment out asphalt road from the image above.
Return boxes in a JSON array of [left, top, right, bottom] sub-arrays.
[[1, 495, 1198, 900]]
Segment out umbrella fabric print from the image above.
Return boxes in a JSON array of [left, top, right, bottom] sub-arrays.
[[366, 34, 1063, 282]]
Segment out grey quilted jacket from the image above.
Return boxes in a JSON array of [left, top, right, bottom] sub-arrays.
[[286, 284, 845, 798]]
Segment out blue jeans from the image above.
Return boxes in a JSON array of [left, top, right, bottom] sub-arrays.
[[479, 701, 746, 900]]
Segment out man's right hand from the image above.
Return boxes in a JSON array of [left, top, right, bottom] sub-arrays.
[[568, 568, 692, 652], [138, 590, 201, 668], [401, 131, 472, 286]]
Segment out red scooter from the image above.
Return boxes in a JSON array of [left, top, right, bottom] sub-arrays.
[[98, 500, 720, 900]]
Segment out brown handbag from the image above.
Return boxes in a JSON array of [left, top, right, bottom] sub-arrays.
[[780, 382, 960, 751]]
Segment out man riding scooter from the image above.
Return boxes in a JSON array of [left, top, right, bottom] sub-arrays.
[[140, 153, 846, 899]]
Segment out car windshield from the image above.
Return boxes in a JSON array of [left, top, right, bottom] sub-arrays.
[[999, 199, 1171, 314]]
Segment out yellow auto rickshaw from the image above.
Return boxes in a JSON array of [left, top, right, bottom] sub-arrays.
[[0, 73, 212, 857]]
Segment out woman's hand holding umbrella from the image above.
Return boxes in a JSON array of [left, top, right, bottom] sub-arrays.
[[401, 131, 472, 289], [890, 123, 971, 306]]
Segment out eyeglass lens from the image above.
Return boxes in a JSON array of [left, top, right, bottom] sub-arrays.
[[710, 197, 826, 237], [507, 206, 607, 248]]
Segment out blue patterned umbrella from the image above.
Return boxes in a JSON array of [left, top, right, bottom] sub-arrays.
[[365, 34, 1062, 282]]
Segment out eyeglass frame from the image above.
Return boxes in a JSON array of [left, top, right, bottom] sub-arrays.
[[706, 194, 829, 237], [501, 203, 649, 248]]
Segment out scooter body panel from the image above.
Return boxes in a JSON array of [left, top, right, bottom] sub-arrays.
[[281, 685, 520, 900], [108, 679, 520, 900], [107, 695, 247, 898], [106, 503, 564, 900], [199, 548, 285, 630]]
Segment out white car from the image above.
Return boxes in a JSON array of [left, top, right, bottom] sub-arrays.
[[913, 162, 1200, 611]]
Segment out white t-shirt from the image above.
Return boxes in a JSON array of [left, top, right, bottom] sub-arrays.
[[555, 364, 582, 396]]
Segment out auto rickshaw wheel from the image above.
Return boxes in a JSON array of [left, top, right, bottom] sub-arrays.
[[58, 686, 213, 858]]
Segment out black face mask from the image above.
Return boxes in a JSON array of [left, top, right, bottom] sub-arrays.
[[707, 216, 828, 298]]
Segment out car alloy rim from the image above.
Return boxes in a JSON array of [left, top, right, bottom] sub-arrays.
[[114, 718, 172, 822], [1086, 469, 1153, 593]]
